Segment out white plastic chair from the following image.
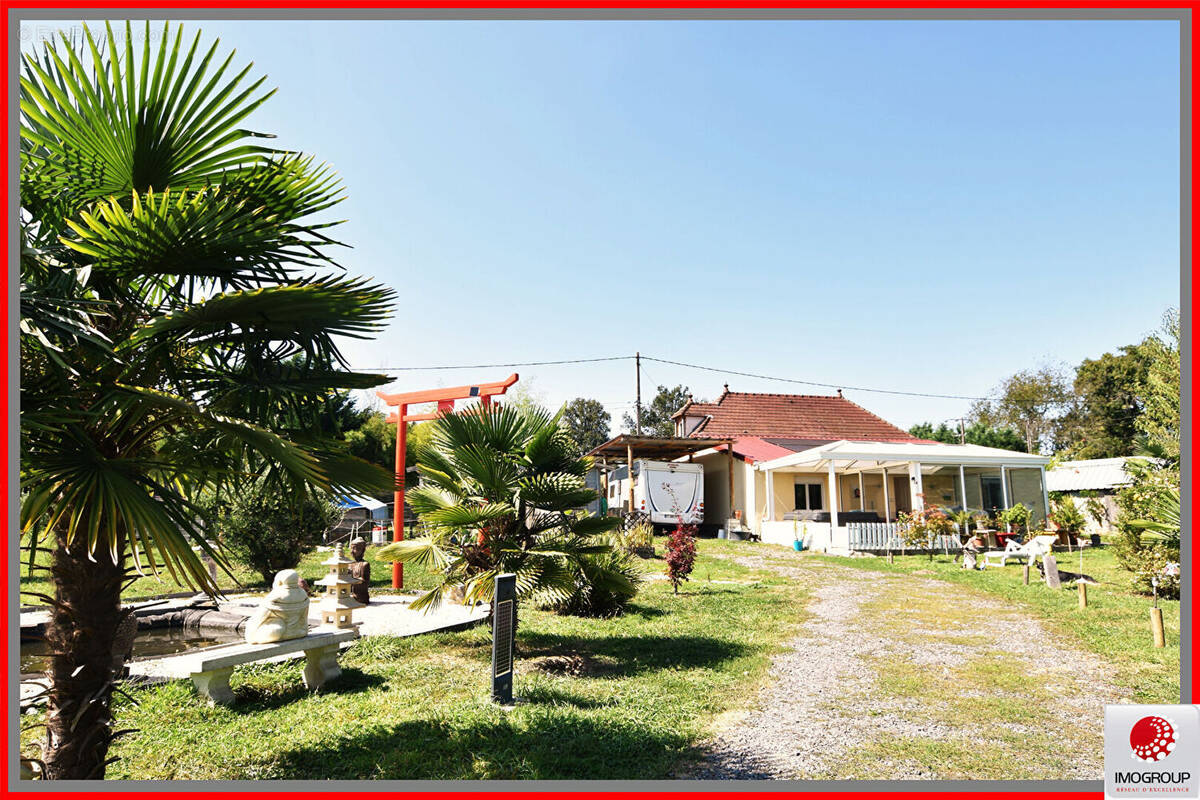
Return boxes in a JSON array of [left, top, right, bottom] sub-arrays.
[[982, 534, 1057, 568]]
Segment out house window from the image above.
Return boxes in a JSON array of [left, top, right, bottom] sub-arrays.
[[981, 476, 1005, 513], [793, 480, 825, 511]]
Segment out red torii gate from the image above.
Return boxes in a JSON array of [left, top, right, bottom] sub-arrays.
[[376, 373, 519, 588]]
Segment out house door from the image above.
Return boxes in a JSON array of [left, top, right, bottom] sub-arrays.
[[981, 476, 1005, 515], [892, 476, 911, 515]]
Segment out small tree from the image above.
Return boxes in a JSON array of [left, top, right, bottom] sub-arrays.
[[561, 397, 612, 455], [214, 481, 344, 585], [898, 505, 955, 560], [623, 385, 693, 437], [665, 522, 697, 593]]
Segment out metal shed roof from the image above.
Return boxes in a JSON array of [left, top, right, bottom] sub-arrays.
[[1045, 457, 1135, 492], [585, 434, 733, 463]]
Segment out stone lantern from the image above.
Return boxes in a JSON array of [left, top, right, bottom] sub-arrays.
[[315, 543, 363, 629]]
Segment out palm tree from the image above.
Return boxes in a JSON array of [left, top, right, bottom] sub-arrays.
[[377, 404, 624, 612], [1128, 488, 1181, 548], [1124, 440, 1180, 548], [20, 22, 395, 779]]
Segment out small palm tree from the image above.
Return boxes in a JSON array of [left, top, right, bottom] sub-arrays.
[[377, 404, 623, 611], [20, 22, 394, 779], [1129, 488, 1181, 548]]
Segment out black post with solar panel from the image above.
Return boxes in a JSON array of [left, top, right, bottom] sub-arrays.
[[491, 573, 517, 703]]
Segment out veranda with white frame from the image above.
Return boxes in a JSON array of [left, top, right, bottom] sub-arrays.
[[748, 440, 1052, 554]]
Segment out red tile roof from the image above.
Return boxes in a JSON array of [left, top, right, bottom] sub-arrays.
[[675, 390, 924, 443], [727, 437, 798, 464]]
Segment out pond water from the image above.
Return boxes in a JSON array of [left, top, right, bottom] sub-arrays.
[[20, 627, 244, 675]]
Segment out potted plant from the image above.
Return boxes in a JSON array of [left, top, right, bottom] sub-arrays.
[[1050, 498, 1085, 550], [792, 520, 805, 551], [999, 503, 1032, 546], [982, 510, 1006, 548], [950, 508, 975, 545]]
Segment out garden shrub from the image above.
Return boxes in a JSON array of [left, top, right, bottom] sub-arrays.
[[1113, 460, 1180, 595], [665, 522, 697, 593], [897, 504, 955, 558], [1114, 541, 1180, 599], [550, 536, 644, 617], [616, 521, 655, 558], [211, 481, 343, 585]]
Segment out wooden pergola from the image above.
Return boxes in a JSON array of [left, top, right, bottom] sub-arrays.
[[585, 435, 735, 521]]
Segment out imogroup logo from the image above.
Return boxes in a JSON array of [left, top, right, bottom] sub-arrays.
[[1105, 705, 1199, 798], [1130, 715, 1177, 762]]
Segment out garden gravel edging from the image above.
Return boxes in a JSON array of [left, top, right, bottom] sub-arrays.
[[682, 553, 1127, 780]]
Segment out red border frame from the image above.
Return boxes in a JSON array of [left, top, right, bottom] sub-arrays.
[[3, 3, 1193, 797]]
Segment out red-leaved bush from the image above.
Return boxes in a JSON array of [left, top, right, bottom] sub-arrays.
[[665, 522, 697, 594]]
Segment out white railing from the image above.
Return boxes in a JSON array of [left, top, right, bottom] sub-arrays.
[[847, 522, 958, 552], [847, 522, 903, 550]]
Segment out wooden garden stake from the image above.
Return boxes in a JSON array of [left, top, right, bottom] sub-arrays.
[[1023, 564, 1030, 585], [1076, 546, 1087, 608], [1150, 578, 1165, 648]]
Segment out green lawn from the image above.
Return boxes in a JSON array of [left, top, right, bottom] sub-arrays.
[[20, 539, 1178, 779], [35, 542, 809, 779], [19, 530, 439, 606], [806, 544, 1181, 703]]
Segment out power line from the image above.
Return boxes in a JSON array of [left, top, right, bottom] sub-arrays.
[[361, 356, 632, 371], [359, 353, 989, 401], [639, 355, 988, 401]]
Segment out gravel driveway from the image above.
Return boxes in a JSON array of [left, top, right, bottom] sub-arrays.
[[682, 553, 1127, 780]]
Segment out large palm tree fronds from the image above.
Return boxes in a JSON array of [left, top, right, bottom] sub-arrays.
[[20, 20, 277, 212], [1129, 487, 1181, 547], [19, 21, 396, 779], [378, 403, 623, 613]]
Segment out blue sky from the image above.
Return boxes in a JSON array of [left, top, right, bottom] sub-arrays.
[[24, 19, 1181, 431]]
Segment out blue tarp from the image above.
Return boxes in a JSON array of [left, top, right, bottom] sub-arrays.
[[336, 492, 389, 520]]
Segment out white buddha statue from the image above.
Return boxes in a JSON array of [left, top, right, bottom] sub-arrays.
[[244, 569, 310, 644]]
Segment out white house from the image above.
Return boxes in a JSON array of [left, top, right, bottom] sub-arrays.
[[670, 387, 1052, 554]]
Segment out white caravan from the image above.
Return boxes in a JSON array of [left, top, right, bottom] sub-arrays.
[[608, 459, 704, 526]]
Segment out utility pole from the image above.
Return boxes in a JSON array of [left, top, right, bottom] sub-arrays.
[[952, 417, 967, 445], [635, 351, 642, 435]]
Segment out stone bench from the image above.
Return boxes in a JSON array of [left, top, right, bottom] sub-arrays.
[[126, 628, 359, 705]]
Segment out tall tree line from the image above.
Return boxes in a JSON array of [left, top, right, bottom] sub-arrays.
[[911, 309, 1178, 459]]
